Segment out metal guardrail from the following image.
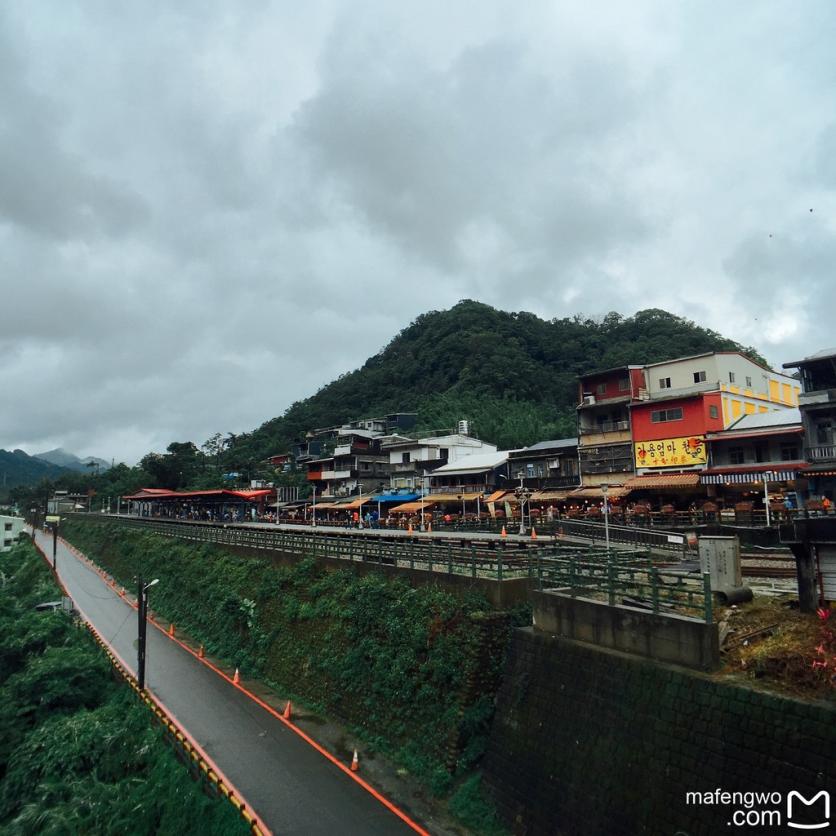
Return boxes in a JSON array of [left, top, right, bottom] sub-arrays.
[[72, 515, 711, 621], [536, 552, 712, 622]]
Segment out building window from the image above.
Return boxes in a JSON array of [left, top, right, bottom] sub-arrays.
[[729, 447, 745, 464], [3, 523, 10, 531], [401, 452, 411, 464], [693, 371, 706, 383], [596, 383, 606, 395], [3, 539, 11, 548], [650, 407, 683, 423], [729, 372, 736, 383], [781, 444, 799, 461], [659, 377, 671, 389], [754, 443, 767, 463], [618, 377, 630, 392], [817, 421, 833, 444], [709, 405, 719, 419], [746, 376, 752, 388]]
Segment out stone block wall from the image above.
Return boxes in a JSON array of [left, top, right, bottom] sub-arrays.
[[483, 628, 836, 835]]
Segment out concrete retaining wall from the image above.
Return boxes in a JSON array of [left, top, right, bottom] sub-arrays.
[[483, 628, 836, 836], [532, 589, 720, 670]]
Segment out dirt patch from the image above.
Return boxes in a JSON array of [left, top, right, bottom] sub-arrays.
[[719, 596, 836, 698]]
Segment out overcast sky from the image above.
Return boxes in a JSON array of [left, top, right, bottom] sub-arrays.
[[2, 2, 834, 464]]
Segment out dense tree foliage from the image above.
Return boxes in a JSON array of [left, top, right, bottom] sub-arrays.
[[0, 541, 250, 835], [9, 302, 765, 504]]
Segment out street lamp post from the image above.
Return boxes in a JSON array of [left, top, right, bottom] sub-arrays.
[[516, 473, 532, 536], [419, 470, 427, 532], [137, 577, 159, 691], [601, 483, 610, 554], [311, 485, 317, 528]]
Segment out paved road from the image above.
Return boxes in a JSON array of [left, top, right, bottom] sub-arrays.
[[35, 530, 421, 836]]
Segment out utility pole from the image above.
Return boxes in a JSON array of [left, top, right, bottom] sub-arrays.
[[137, 576, 159, 690], [52, 520, 58, 571], [137, 575, 147, 690]]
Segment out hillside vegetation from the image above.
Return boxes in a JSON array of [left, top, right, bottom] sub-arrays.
[[229, 301, 764, 463], [0, 539, 250, 835]]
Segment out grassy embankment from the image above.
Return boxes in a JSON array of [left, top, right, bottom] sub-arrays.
[[61, 518, 512, 833], [0, 538, 251, 835]]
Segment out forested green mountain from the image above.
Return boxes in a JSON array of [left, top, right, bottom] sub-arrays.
[[230, 301, 764, 464], [0, 449, 71, 492]]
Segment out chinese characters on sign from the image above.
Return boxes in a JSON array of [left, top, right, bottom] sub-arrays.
[[634, 436, 706, 468]]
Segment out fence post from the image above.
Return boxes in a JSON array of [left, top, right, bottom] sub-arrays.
[[448, 544, 453, 575], [607, 551, 615, 606], [702, 572, 713, 623], [498, 552, 503, 583], [471, 546, 477, 579], [537, 551, 542, 589], [651, 567, 659, 614]]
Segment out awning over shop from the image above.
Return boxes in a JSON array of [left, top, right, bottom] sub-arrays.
[[340, 497, 372, 510], [425, 492, 484, 501], [369, 493, 420, 503], [568, 486, 630, 500], [530, 489, 573, 502], [624, 473, 701, 490], [390, 500, 436, 513], [700, 469, 802, 485], [484, 490, 509, 504], [123, 488, 272, 502]]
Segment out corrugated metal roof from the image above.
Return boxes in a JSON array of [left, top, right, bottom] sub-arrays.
[[724, 409, 801, 431], [432, 451, 509, 475], [522, 438, 579, 452]]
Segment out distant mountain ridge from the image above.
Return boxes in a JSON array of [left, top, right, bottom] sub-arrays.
[[34, 448, 110, 473], [223, 301, 765, 467]]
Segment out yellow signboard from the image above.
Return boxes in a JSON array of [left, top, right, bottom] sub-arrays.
[[634, 436, 706, 469], [46, 515, 61, 523]]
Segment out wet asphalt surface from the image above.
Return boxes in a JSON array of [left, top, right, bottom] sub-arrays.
[[35, 530, 419, 836]]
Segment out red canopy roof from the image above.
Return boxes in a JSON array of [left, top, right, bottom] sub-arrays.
[[123, 488, 272, 502]]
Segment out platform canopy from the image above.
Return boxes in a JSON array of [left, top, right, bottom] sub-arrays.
[[123, 488, 272, 502]]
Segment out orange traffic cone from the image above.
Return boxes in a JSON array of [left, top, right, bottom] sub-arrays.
[[198, 644, 205, 659], [283, 701, 292, 720], [500, 526, 507, 538], [407, 523, 413, 534], [427, 521, 432, 532], [350, 750, 359, 772], [168, 623, 175, 637], [233, 668, 240, 684], [531, 527, 537, 540]]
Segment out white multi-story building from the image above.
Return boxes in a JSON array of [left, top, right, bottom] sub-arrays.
[[382, 434, 498, 491], [1, 514, 25, 552]]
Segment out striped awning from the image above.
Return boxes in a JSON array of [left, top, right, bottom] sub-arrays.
[[700, 470, 799, 485]]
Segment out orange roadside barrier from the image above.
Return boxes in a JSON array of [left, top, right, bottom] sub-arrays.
[[351, 750, 359, 772], [233, 668, 240, 684], [283, 701, 292, 720]]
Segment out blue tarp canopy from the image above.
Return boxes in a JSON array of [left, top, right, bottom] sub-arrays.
[[369, 493, 420, 503]]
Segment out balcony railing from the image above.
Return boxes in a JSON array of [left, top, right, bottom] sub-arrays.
[[579, 420, 629, 435], [807, 444, 836, 461]]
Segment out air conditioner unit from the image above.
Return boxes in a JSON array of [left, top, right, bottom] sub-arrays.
[[582, 395, 596, 406]]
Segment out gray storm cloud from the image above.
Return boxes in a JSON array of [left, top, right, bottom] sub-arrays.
[[0, 1, 834, 463]]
